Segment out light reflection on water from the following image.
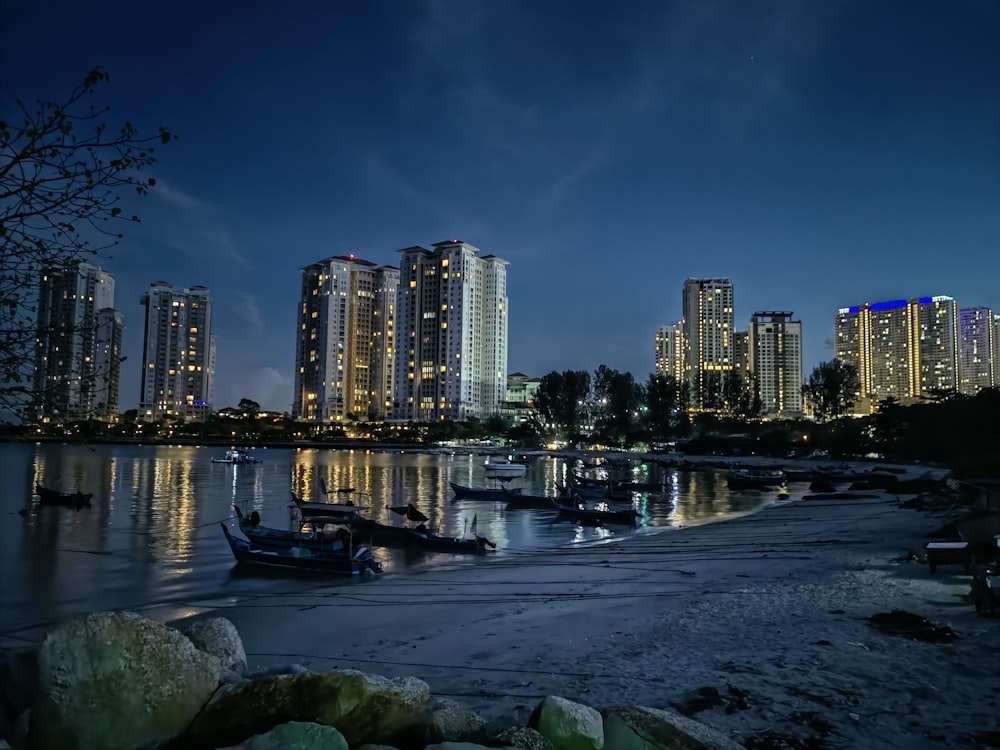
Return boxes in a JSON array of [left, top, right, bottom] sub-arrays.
[[1, 443, 783, 640]]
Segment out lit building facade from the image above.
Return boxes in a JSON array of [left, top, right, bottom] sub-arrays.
[[139, 282, 214, 421], [654, 322, 686, 383], [292, 255, 399, 423], [393, 240, 508, 422], [835, 295, 959, 412], [682, 278, 734, 409], [958, 307, 995, 395], [748, 311, 803, 418], [32, 261, 121, 422]]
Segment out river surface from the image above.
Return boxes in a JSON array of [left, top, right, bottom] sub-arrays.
[[0, 443, 786, 643]]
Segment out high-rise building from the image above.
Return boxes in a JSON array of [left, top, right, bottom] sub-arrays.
[[139, 282, 214, 421], [654, 322, 685, 383], [748, 311, 803, 418], [682, 278, 734, 409], [995, 314, 1000, 387], [292, 255, 399, 423], [835, 295, 959, 412], [393, 240, 508, 422], [958, 307, 995, 395], [92, 308, 125, 421], [32, 261, 122, 422]]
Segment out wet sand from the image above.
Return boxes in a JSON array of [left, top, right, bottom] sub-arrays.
[[157, 476, 999, 750]]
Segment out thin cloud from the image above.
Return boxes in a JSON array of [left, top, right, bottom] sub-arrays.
[[230, 290, 264, 333]]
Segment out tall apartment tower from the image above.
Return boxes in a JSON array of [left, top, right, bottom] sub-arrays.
[[681, 278, 734, 409], [748, 311, 803, 418], [292, 255, 399, 423], [393, 240, 509, 422], [654, 322, 686, 382], [32, 260, 122, 422], [139, 282, 214, 421], [92, 309, 125, 421], [958, 307, 996, 394], [835, 295, 959, 412]]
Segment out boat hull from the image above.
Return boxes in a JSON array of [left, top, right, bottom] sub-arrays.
[[221, 523, 376, 575]]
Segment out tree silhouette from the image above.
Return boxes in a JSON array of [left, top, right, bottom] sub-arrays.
[[802, 359, 859, 421], [1, 68, 174, 415]]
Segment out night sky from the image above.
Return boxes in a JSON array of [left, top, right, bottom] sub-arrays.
[[4, 0, 998, 412]]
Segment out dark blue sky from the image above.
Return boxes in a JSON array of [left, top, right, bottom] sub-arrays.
[[4, 0, 999, 412]]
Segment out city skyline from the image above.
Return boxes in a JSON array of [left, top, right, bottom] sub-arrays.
[[4, 1, 998, 412]]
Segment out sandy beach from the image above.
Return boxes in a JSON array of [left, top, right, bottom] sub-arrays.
[[139, 477, 999, 750]]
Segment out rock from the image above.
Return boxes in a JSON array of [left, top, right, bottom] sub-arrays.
[[417, 696, 487, 745], [424, 744, 513, 750], [355, 745, 402, 750], [27, 611, 223, 750], [529, 695, 604, 750], [602, 705, 745, 749], [495, 726, 555, 749], [485, 705, 534, 736], [0, 648, 38, 744], [171, 669, 431, 749], [179, 616, 248, 674], [222, 721, 348, 749]]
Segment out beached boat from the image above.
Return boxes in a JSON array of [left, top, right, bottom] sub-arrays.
[[211, 448, 262, 464], [35, 483, 92, 508], [234, 505, 366, 552], [220, 523, 381, 575], [484, 458, 527, 479], [406, 527, 496, 553], [726, 468, 786, 490], [552, 497, 640, 526]]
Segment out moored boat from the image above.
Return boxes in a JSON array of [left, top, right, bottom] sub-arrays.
[[35, 483, 92, 508], [220, 523, 381, 575], [450, 482, 521, 501], [234, 506, 361, 552], [484, 458, 527, 479], [551, 498, 640, 526], [211, 448, 262, 464], [726, 467, 786, 490]]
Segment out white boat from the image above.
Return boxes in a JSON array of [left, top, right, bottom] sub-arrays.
[[211, 448, 262, 464], [484, 458, 527, 479]]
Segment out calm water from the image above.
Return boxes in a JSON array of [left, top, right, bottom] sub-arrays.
[[0, 443, 777, 642]]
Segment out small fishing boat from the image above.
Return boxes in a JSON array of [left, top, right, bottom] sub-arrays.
[[726, 467, 786, 490], [234, 506, 364, 552], [484, 458, 527, 479], [290, 490, 366, 523], [450, 481, 521, 501], [386, 503, 496, 553], [220, 523, 381, 575], [35, 483, 92, 508], [211, 448, 262, 464], [551, 497, 640, 526]]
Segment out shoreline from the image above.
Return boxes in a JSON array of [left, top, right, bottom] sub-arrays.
[[149, 488, 997, 749]]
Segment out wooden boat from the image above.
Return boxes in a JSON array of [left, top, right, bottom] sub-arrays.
[[551, 497, 640, 526], [484, 458, 527, 479], [234, 506, 363, 552], [406, 528, 496, 553], [726, 468, 786, 490], [35, 483, 92, 508], [504, 487, 563, 510], [291, 491, 366, 522], [220, 522, 381, 575], [449, 482, 521, 501], [211, 448, 262, 464]]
